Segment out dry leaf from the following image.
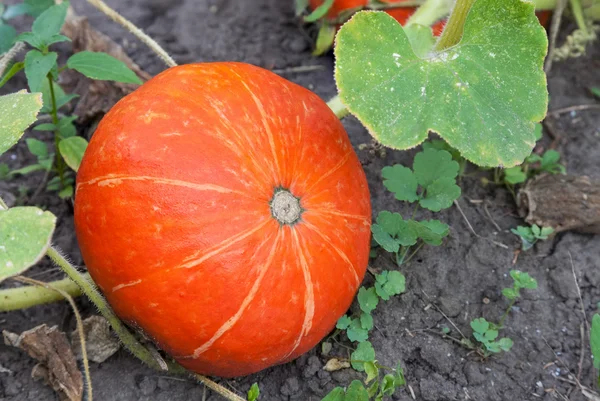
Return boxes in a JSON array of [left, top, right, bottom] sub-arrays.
[[60, 8, 152, 124], [70, 315, 120, 363], [323, 358, 351, 372], [3, 325, 83, 401]]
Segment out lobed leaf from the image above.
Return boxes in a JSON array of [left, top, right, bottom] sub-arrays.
[[470, 317, 489, 334], [0, 207, 56, 283], [382, 165, 418, 202], [419, 177, 461, 212], [347, 319, 369, 343], [335, 0, 548, 167], [351, 341, 375, 371], [357, 287, 379, 314], [371, 224, 400, 253], [413, 148, 459, 187], [337, 315, 352, 330], [0, 91, 43, 155], [345, 380, 369, 401]]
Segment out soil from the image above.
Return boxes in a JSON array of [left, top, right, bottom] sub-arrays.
[[1, 1, 600, 400]]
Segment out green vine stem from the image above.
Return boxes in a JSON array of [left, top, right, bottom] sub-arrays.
[[434, 0, 476, 51], [405, 0, 453, 28], [0, 275, 83, 312], [570, 0, 589, 34], [45, 247, 246, 401], [47, 74, 66, 185], [0, 62, 24, 89], [327, 96, 350, 119]]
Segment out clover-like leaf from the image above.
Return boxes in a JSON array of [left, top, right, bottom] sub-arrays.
[[364, 361, 379, 383], [375, 211, 403, 236], [351, 341, 375, 371], [413, 148, 459, 188], [497, 337, 513, 352], [335, 0, 548, 167], [416, 219, 450, 245], [470, 318, 489, 334], [337, 315, 352, 330], [322, 387, 345, 401], [510, 270, 537, 289], [0, 91, 43, 155], [347, 318, 369, 343], [371, 224, 400, 253], [382, 270, 405, 296], [358, 287, 379, 314], [419, 177, 461, 212], [504, 166, 527, 185], [0, 207, 56, 283], [382, 164, 418, 202], [502, 287, 518, 300], [359, 312, 374, 331]]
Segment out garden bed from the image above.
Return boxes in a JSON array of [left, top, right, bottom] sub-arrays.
[[1, 0, 600, 400]]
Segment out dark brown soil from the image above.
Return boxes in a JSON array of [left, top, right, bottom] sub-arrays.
[[1, 1, 600, 400]]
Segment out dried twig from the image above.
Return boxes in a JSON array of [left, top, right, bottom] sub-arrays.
[[453, 200, 509, 249], [86, 0, 177, 68], [0, 42, 25, 77], [545, 0, 569, 73], [421, 290, 468, 340], [549, 104, 600, 116]]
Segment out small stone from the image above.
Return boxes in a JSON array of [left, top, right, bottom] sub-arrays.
[[288, 37, 308, 53], [138, 376, 157, 396]]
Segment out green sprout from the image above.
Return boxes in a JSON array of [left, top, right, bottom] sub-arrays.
[[511, 224, 554, 251]]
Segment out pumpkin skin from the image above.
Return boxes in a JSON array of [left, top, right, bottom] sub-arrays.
[[74, 62, 371, 377]]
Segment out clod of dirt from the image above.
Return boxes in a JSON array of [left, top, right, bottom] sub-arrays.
[[518, 174, 600, 233], [3, 325, 83, 401], [70, 315, 120, 363], [60, 8, 152, 125], [322, 358, 350, 372]]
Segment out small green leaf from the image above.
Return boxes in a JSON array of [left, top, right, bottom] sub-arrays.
[[25, 138, 48, 158], [0, 207, 56, 283], [347, 318, 369, 343], [247, 383, 260, 401], [313, 23, 336, 56], [57, 116, 77, 138], [473, 331, 487, 344], [485, 341, 502, 353], [0, 91, 43, 155], [9, 164, 47, 176], [58, 136, 88, 172], [416, 219, 449, 245], [497, 337, 513, 352], [33, 123, 57, 131], [404, 24, 435, 58], [345, 380, 369, 401], [502, 288, 518, 300], [337, 315, 352, 330], [0, 25, 17, 54], [40, 79, 77, 113], [295, 0, 309, 16], [396, 221, 419, 246], [382, 165, 418, 202], [371, 224, 400, 253], [539, 227, 554, 237], [510, 270, 538, 289], [503, 166, 527, 185], [375, 211, 402, 236], [470, 318, 489, 334], [591, 314, 600, 369], [531, 224, 541, 236], [413, 148, 459, 188], [15, 32, 45, 50], [485, 329, 499, 341], [321, 387, 345, 401], [351, 341, 375, 371], [24, 50, 57, 92], [382, 271, 405, 296], [534, 123, 543, 141], [419, 177, 461, 212], [367, 381, 379, 397], [359, 312, 374, 330], [422, 139, 463, 162], [364, 361, 379, 383], [304, 0, 333, 22], [334, 0, 548, 167], [357, 287, 379, 314], [58, 185, 73, 199], [32, 2, 68, 42], [375, 282, 390, 301], [67, 51, 143, 84], [45, 34, 71, 46], [0, 163, 9, 179], [381, 374, 397, 395]]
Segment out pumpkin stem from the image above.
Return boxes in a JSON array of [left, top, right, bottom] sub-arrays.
[[270, 189, 303, 225]]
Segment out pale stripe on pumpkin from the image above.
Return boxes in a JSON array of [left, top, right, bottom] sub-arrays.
[[191, 229, 282, 358]]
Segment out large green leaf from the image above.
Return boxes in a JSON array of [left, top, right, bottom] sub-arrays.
[[335, 0, 548, 167], [58, 136, 88, 172], [0, 91, 43, 155], [0, 207, 56, 283], [31, 2, 69, 42], [67, 51, 142, 84]]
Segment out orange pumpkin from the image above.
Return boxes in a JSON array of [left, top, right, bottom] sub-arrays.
[[74, 62, 371, 377]]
